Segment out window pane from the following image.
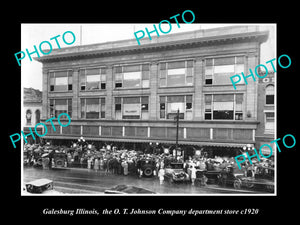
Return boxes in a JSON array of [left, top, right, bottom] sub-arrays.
[[186, 95, 192, 103], [55, 71, 68, 77], [86, 68, 100, 75], [55, 77, 68, 85], [167, 95, 185, 103], [266, 95, 274, 104], [123, 97, 140, 104], [187, 60, 193, 68], [236, 94, 243, 103], [236, 56, 244, 64], [115, 97, 121, 104], [214, 65, 235, 74], [213, 111, 233, 120], [214, 57, 235, 66], [123, 79, 140, 88], [86, 75, 100, 82], [167, 75, 185, 86], [214, 94, 234, 102], [123, 71, 141, 80], [142, 80, 149, 88], [168, 61, 185, 69], [123, 65, 140, 72], [213, 102, 234, 110], [206, 59, 213, 66], [141, 96, 148, 104]]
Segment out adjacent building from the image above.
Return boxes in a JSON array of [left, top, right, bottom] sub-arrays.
[[35, 25, 271, 157], [23, 87, 42, 144]]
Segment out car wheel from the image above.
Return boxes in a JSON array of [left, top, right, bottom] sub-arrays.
[[143, 167, 153, 177], [233, 179, 242, 189], [56, 159, 64, 167]]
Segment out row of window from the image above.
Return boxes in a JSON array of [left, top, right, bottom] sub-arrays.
[[49, 94, 246, 121], [48, 56, 251, 92]]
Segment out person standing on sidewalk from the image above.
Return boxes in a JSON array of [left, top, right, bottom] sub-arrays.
[[158, 168, 165, 185], [94, 158, 99, 172], [190, 166, 197, 186]]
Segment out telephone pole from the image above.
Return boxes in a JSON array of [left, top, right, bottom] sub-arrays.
[[175, 109, 179, 160]]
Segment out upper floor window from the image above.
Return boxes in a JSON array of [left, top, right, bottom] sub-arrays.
[[50, 99, 72, 119], [204, 94, 243, 120], [114, 64, 149, 89], [115, 96, 149, 120], [49, 70, 73, 92], [205, 56, 244, 85], [266, 84, 274, 105], [159, 60, 193, 87], [80, 68, 106, 91], [26, 109, 32, 125], [159, 95, 193, 120], [80, 98, 105, 119]]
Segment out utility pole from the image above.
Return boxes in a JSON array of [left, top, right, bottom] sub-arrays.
[[175, 109, 179, 160]]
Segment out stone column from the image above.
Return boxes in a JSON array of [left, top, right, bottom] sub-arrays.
[[105, 65, 113, 120], [72, 68, 79, 119], [149, 61, 158, 120], [194, 57, 204, 120], [41, 67, 48, 120]]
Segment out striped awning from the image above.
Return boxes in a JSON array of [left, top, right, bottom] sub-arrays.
[[42, 135, 251, 148]]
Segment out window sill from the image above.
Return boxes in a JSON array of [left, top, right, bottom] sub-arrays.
[[49, 90, 73, 93], [159, 85, 194, 89], [114, 87, 150, 91]]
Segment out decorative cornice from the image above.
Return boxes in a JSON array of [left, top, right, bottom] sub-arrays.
[[35, 30, 269, 63]]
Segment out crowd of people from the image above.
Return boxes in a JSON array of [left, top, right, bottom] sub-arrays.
[[23, 143, 275, 185]]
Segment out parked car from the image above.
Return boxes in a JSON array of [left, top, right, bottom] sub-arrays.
[[137, 158, 156, 177], [52, 152, 67, 168], [164, 162, 189, 183], [104, 184, 156, 194], [218, 166, 274, 192]]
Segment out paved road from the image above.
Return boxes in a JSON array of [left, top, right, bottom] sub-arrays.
[[23, 167, 265, 195]]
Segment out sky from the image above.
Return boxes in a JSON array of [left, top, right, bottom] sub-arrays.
[[21, 23, 276, 90]]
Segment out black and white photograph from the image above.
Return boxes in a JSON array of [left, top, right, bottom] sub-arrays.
[[20, 23, 277, 196]]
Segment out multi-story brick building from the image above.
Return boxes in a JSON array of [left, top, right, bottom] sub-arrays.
[[36, 25, 270, 158]]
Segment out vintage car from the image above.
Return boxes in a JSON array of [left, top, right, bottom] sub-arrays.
[[104, 184, 156, 194], [24, 178, 63, 195], [137, 158, 156, 177], [164, 162, 190, 183], [51, 152, 67, 168], [218, 166, 274, 192]]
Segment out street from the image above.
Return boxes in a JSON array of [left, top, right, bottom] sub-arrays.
[[23, 167, 265, 195]]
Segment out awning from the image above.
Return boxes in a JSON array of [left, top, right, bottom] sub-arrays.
[[42, 135, 252, 148]]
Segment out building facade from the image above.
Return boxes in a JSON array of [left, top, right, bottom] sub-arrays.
[[256, 71, 275, 156], [36, 25, 269, 157], [23, 87, 42, 144]]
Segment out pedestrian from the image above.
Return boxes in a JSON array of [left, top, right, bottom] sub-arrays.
[[158, 168, 165, 185], [94, 158, 99, 172], [99, 157, 104, 171], [87, 157, 91, 170], [123, 161, 128, 176], [190, 166, 197, 186]]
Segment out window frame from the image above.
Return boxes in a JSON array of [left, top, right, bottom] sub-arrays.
[[204, 55, 245, 86], [80, 97, 106, 119], [114, 63, 150, 89], [49, 70, 73, 92], [159, 59, 194, 87], [204, 93, 244, 121], [80, 67, 107, 91]]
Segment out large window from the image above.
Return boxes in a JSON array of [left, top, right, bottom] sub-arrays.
[[80, 98, 105, 119], [265, 112, 275, 134], [159, 60, 193, 87], [50, 70, 73, 92], [80, 68, 106, 91], [205, 94, 243, 120], [266, 85, 274, 105], [114, 64, 149, 89], [159, 95, 193, 120], [205, 56, 245, 85], [50, 99, 72, 119], [115, 96, 149, 120]]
